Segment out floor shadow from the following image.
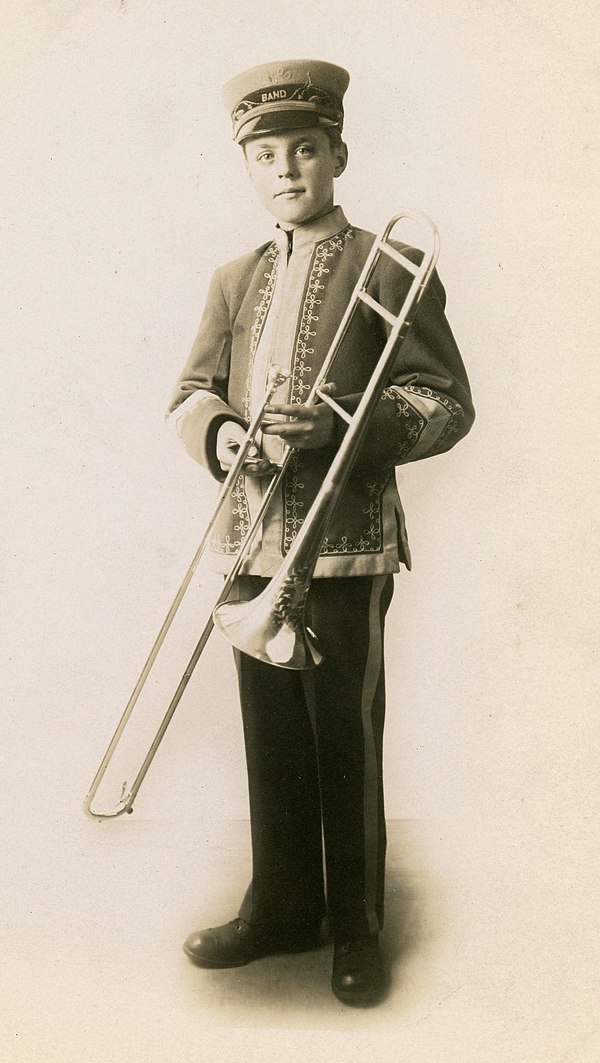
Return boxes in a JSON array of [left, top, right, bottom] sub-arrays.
[[381, 821, 448, 981], [180, 820, 447, 1026]]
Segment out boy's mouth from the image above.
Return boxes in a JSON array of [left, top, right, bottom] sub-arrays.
[[275, 188, 305, 197]]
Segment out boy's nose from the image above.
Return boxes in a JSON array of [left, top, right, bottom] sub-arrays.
[[278, 155, 298, 178]]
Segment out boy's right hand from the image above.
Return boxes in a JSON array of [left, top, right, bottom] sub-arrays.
[[216, 421, 278, 477]]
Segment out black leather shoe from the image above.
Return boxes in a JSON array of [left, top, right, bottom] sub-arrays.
[[331, 936, 387, 1006], [183, 917, 321, 968]]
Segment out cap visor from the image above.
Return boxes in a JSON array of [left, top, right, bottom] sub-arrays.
[[237, 109, 333, 143]]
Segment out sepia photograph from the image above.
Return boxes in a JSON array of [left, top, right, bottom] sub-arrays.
[[1, 2, 598, 1060]]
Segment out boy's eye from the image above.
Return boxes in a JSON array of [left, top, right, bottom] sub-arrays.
[[257, 152, 274, 163], [295, 145, 314, 157]]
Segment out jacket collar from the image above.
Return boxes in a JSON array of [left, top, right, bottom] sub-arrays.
[[274, 206, 349, 254]]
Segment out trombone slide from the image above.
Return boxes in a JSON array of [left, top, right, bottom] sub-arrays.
[[84, 211, 439, 816]]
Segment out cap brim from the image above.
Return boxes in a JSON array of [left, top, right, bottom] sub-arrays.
[[235, 108, 337, 143]]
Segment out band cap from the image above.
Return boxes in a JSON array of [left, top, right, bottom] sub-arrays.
[[223, 59, 350, 143]]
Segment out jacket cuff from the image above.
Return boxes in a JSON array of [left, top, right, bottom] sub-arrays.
[[167, 390, 246, 480]]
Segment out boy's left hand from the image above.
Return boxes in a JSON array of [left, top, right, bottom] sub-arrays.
[[262, 386, 336, 450]]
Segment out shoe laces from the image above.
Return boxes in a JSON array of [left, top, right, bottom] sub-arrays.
[[228, 918, 250, 933]]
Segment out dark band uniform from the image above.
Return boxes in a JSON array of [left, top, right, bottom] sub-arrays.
[[168, 60, 475, 944]]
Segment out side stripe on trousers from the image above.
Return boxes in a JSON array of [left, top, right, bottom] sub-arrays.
[[361, 574, 387, 935]]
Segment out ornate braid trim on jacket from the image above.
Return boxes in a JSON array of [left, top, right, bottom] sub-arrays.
[[380, 383, 467, 465]]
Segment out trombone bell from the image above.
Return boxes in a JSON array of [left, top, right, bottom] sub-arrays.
[[213, 565, 323, 670]]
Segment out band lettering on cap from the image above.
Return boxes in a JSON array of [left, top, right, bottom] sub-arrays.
[[261, 89, 288, 103], [233, 79, 343, 131]]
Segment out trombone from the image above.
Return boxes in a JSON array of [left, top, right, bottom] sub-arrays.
[[84, 211, 439, 820]]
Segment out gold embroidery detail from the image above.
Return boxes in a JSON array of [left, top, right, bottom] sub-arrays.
[[283, 227, 389, 558], [244, 243, 279, 421], [210, 474, 249, 555]]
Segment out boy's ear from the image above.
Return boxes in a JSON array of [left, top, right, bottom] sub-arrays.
[[334, 142, 348, 178]]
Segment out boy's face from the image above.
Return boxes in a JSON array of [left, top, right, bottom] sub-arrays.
[[243, 127, 347, 228]]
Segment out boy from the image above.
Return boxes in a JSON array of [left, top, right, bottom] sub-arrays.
[[168, 59, 474, 1006]]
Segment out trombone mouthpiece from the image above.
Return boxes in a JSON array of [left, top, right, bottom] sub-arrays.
[[266, 365, 290, 396]]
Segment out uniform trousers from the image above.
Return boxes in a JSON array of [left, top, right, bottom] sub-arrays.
[[233, 573, 394, 943]]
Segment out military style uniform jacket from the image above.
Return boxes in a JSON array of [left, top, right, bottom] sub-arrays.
[[167, 207, 474, 577]]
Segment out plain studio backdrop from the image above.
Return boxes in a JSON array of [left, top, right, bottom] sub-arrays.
[[1, 2, 598, 1061]]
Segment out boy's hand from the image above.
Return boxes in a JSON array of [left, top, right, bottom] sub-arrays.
[[216, 421, 277, 477], [262, 385, 336, 450]]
